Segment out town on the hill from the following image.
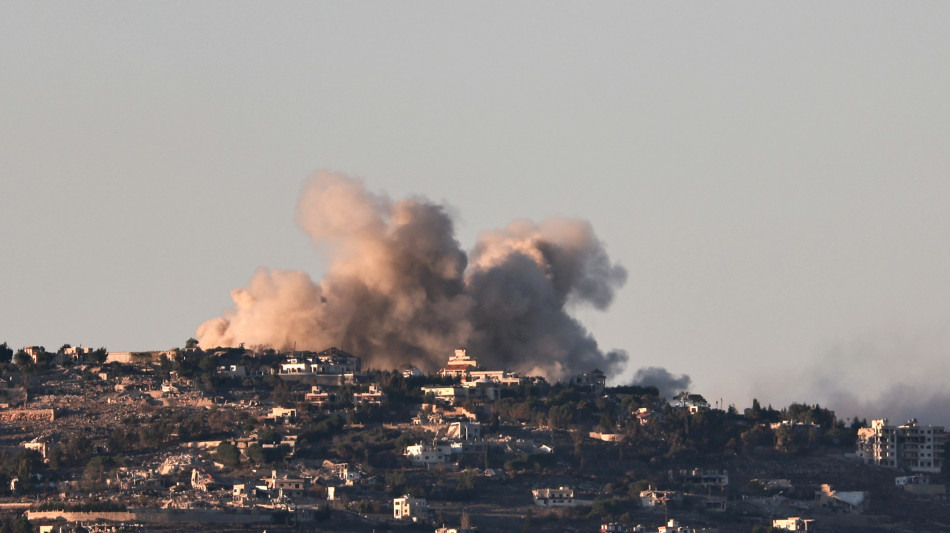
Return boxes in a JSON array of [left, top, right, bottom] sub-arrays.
[[0, 341, 946, 533]]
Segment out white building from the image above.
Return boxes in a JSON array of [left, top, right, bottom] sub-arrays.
[[217, 364, 246, 378], [405, 442, 454, 465], [640, 489, 683, 508], [772, 517, 814, 531], [856, 418, 947, 473], [267, 407, 297, 422], [532, 486, 576, 506], [438, 349, 479, 379], [279, 358, 312, 374], [393, 495, 427, 520]]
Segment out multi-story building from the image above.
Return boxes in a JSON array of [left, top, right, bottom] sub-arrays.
[[438, 349, 479, 379], [857, 418, 947, 473], [393, 495, 427, 520], [404, 442, 453, 465], [532, 486, 576, 506]]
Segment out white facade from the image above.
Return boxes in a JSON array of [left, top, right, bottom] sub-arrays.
[[405, 442, 453, 465], [532, 486, 575, 506], [772, 517, 814, 531], [857, 418, 947, 473], [393, 495, 427, 520]]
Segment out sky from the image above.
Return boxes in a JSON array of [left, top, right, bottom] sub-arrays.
[[3, 2, 950, 424]]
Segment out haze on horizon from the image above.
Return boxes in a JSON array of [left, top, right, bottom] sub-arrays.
[[2, 3, 950, 425]]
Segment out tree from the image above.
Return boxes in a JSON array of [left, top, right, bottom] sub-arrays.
[[0, 343, 14, 364], [214, 442, 240, 467], [11, 516, 31, 533], [185, 337, 200, 350], [90, 348, 108, 365], [13, 350, 31, 368], [244, 443, 265, 465]]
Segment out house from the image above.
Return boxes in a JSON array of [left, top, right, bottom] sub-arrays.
[[280, 358, 312, 375], [421, 385, 469, 404], [267, 407, 297, 422], [636, 407, 660, 425], [190, 468, 218, 491], [327, 462, 361, 484], [772, 517, 814, 531], [532, 486, 581, 507], [264, 469, 306, 499], [468, 369, 522, 387], [305, 386, 337, 407], [23, 346, 44, 363], [405, 442, 453, 465], [640, 489, 683, 508], [895, 473, 946, 496], [657, 518, 718, 532], [403, 366, 425, 379], [233, 483, 260, 502], [438, 349, 479, 379], [353, 384, 386, 407], [314, 347, 362, 373], [673, 392, 710, 414], [393, 495, 428, 521], [447, 421, 481, 440], [670, 468, 728, 489], [815, 484, 867, 513], [62, 346, 93, 360], [589, 431, 625, 442], [569, 369, 606, 392], [217, 364, 246, 378], [21, 438, 48, 459], [856, 418, 947, 473]]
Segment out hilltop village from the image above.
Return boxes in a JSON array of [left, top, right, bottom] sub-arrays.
[[0, 342, 947, 533]]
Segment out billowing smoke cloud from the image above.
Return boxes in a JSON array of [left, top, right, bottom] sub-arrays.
[[197, 171, 627, 381], [628, 366, 692, 398]]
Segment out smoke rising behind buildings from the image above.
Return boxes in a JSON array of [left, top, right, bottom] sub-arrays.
[[197, 171, 629, 381]]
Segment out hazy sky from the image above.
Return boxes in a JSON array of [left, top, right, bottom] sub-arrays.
[[3, 3, 949, 424]]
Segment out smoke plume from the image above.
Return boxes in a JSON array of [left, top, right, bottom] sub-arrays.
[[197, 171, 627, 381], [628, 366, 693, 399]]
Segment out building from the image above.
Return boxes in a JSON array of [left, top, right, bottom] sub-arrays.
[[267, 407, 297, 422], [217, 364, 246, 378], [640, 489, 683, 508], [895, 473, 946, 496], [657, 518, 719, 532], [421, 385, 470, 404], [856, 418, 947, 473], [670, 468, 729, 488], [569, 369, 606, 392], [772, 517, 814, 531], [447, 421, 482, 440], [305, 386, 337, 407], [264, 470, 306, 499], [405, 442, 453, 465], [393, 495, 427, 520], [353, 384, 386, 407], [279, 358, 312, 374], [532, 486, 577, 506], [438, 349, 478, 379], [403, 366, 425, 379], [815, 484, 867, 513]]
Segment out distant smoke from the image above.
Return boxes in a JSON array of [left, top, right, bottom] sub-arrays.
[[197, 171, 627, 381], [790, 330, 950, 427], [821, 385, 950, 428], [628, 366, 692, 398]]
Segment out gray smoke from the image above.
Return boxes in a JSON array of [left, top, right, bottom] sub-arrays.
[[629, 366, 692, 398], [198, 171, 627, 381]]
